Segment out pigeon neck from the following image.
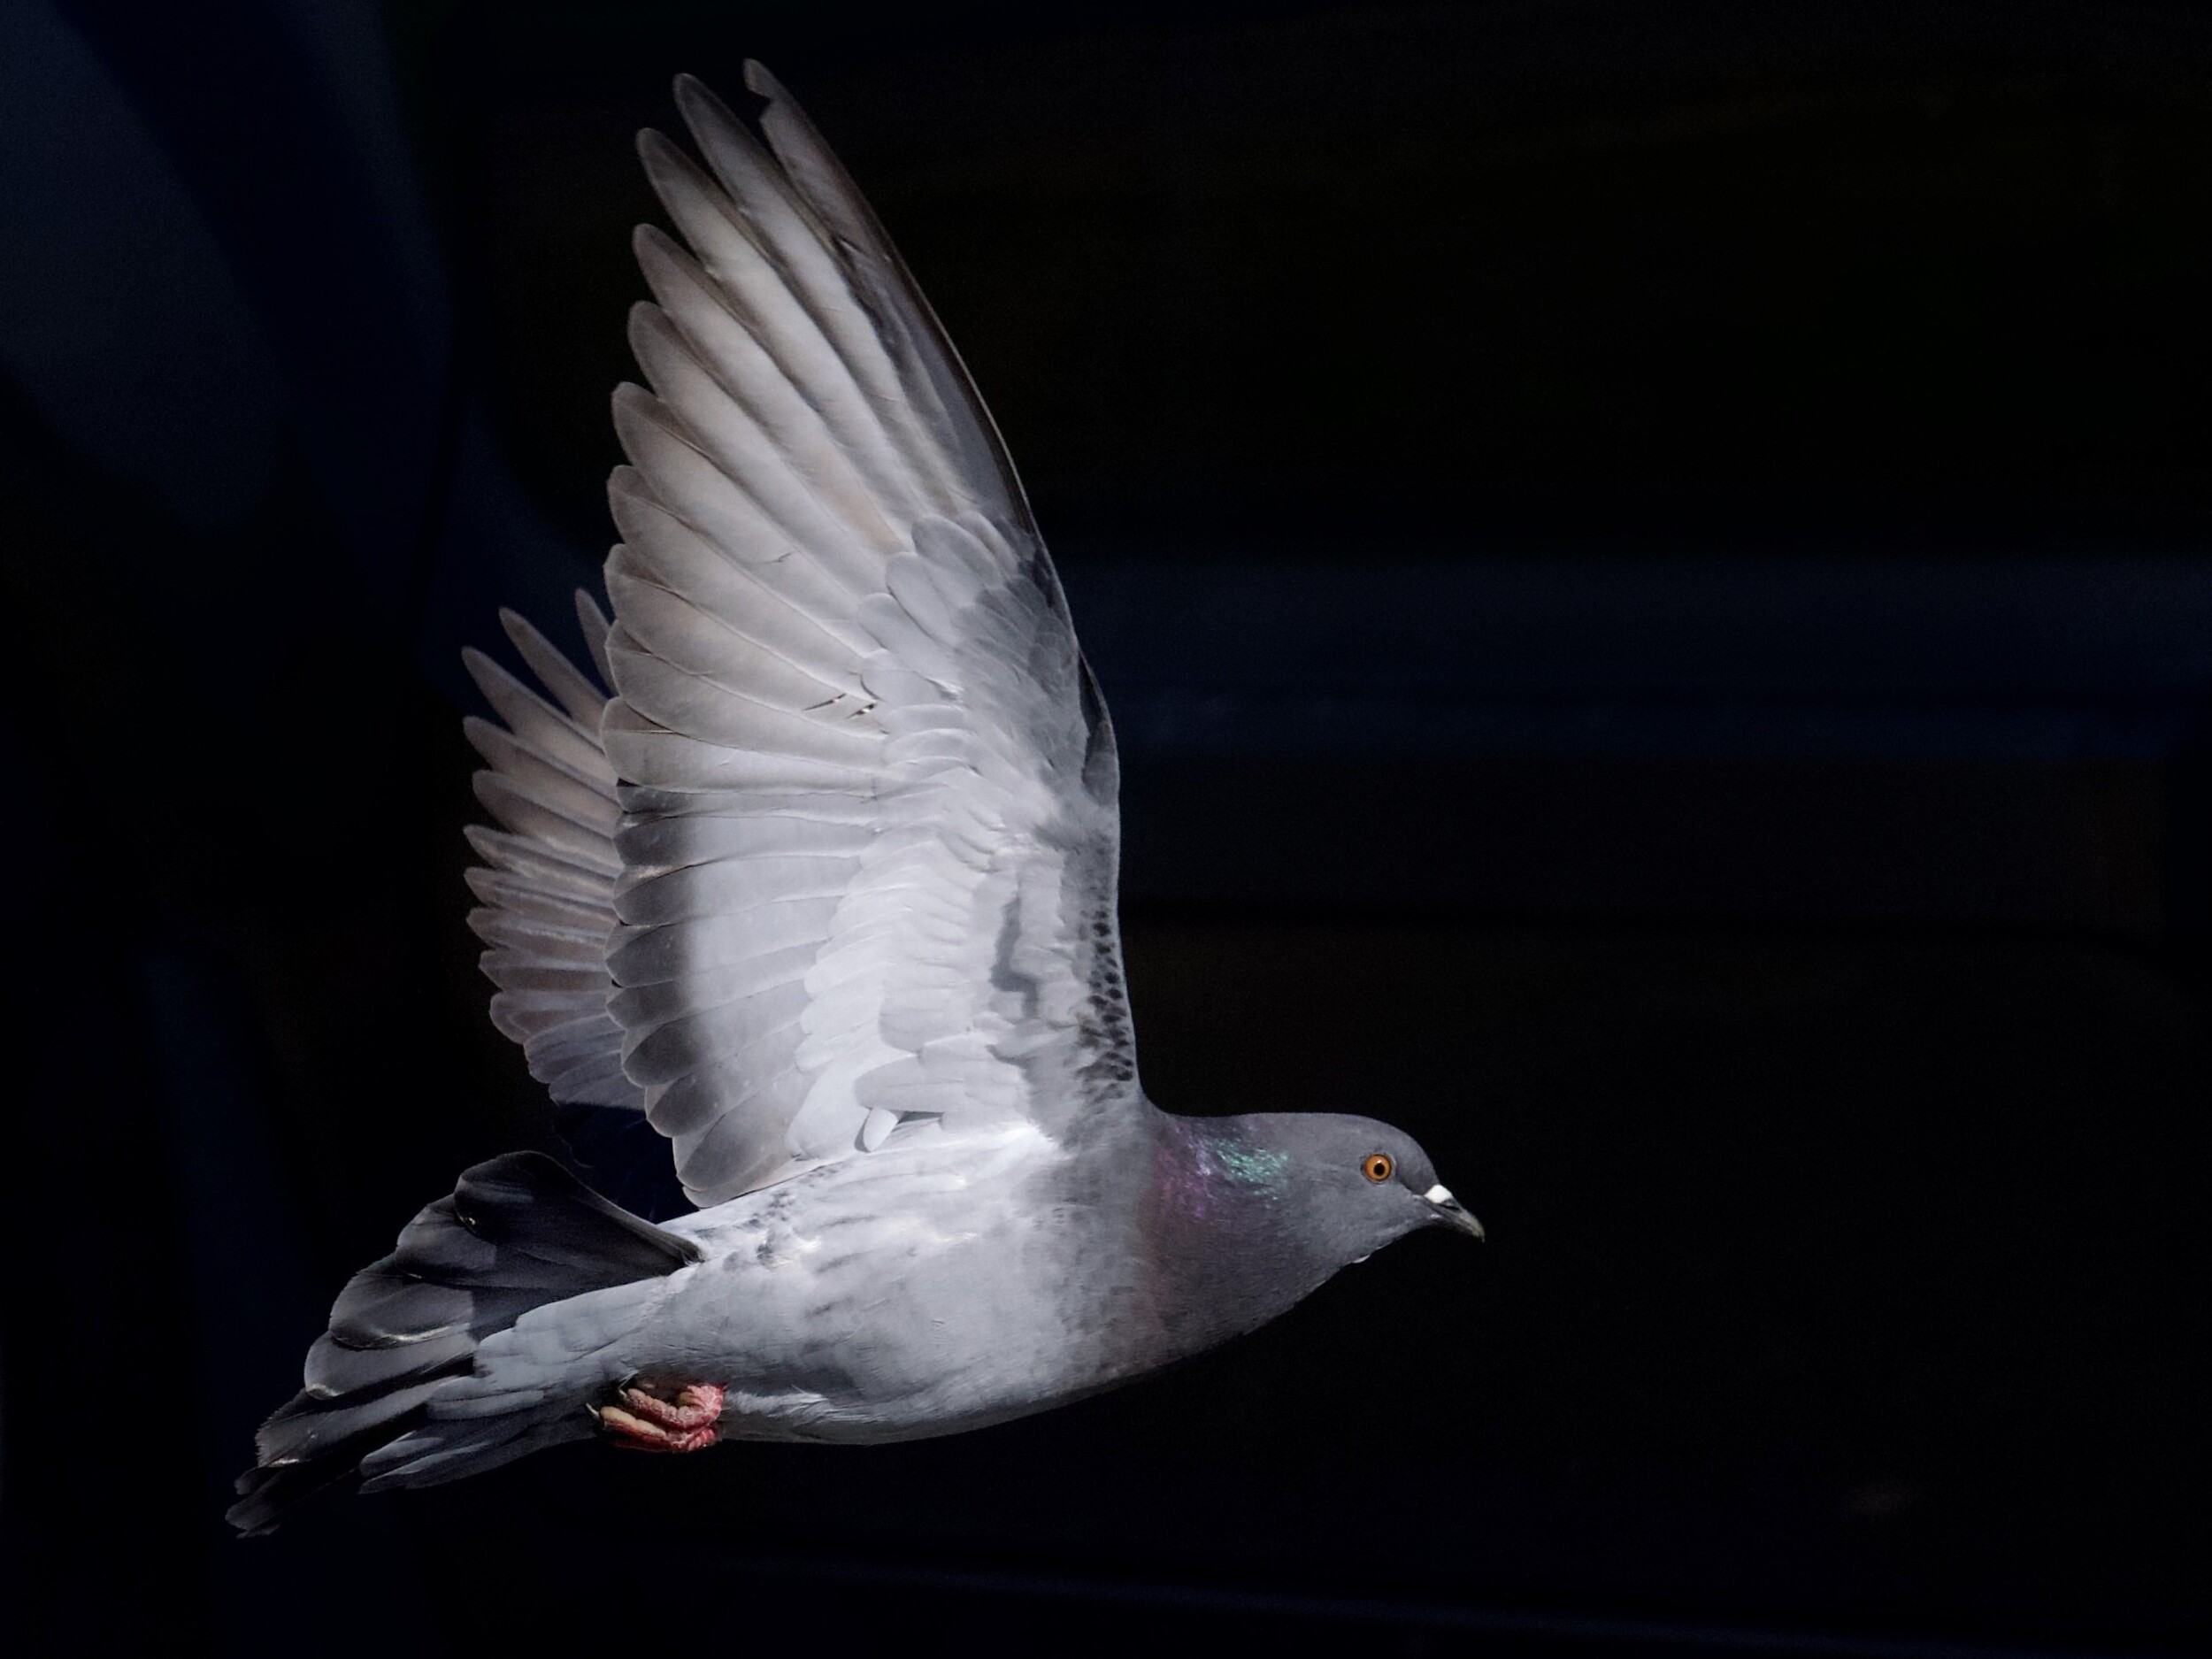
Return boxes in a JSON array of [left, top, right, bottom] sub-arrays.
[[1141, 1115, 1340, 1349]]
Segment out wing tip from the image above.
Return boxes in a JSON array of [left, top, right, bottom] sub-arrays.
[[496, 605, 549, 664], [741, 60, 785, 104], [672, 69, 742, 145], [675, 65, 777, 126], [634, 126, 693, 196], [460, 643, 514, 705]]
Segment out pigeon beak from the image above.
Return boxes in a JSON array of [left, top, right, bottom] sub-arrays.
[[1422, 1183, 1486, 1240]]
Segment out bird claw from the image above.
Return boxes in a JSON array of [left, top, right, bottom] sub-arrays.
[[591, 1381, 725, 1452]]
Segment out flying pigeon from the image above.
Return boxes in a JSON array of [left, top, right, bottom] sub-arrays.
[[229, 64, 1483, 1535]]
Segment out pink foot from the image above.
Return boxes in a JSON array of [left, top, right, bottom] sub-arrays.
[[593, 1381, 726, 1453]]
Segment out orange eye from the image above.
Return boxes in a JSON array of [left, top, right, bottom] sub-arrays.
[[1362, 1153, 1394, 1183]]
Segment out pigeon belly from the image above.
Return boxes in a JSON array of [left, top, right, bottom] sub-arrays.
[[638, 1122, 1148, 1443]]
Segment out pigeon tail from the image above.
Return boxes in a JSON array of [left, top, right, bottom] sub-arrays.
[[227, 1152, 701, 1535]]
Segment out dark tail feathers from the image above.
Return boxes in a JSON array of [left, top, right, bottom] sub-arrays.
[[227, 1151, 699, 1535]]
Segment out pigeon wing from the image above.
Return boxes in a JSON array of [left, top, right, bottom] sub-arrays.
[[603, 65, 1138, 1205], [462, 596, 637, 1115]]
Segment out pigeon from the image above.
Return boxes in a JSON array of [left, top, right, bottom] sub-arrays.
[[228, 63, 1483, 1536]]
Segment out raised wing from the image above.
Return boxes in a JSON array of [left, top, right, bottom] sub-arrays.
[[600, 65, 1137, 1204]]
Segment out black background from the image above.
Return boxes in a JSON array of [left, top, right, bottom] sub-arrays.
[[4, 3, 2209, 1655]]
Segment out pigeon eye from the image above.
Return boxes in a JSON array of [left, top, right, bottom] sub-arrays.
[[1361, 1153, 1394, 1183]]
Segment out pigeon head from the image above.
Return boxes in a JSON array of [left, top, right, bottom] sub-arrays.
[[1230, 1111, 1485, 1263], [1145, 1111, 1483, 1356]]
